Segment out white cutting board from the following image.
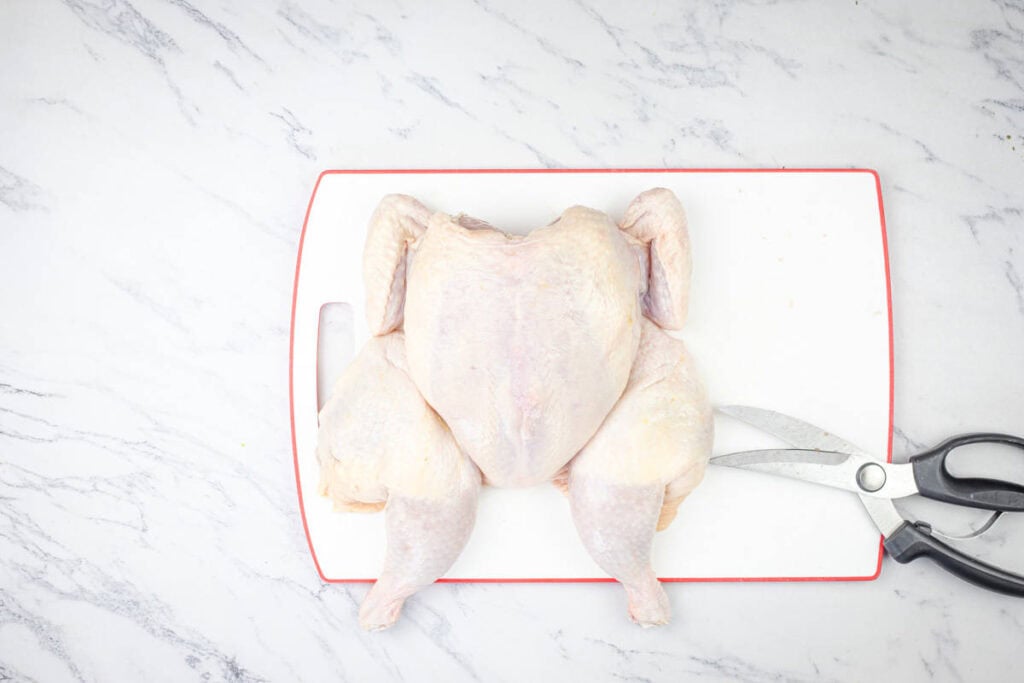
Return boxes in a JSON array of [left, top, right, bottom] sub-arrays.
[[289, 169, 892, 583]]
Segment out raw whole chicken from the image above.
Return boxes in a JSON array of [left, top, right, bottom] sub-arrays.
[[316, 188, 712, 630]]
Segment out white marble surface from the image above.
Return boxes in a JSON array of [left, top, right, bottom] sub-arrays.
[[1, 0, 1023, 680]]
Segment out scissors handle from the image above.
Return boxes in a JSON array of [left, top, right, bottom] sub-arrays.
[[885, 520, 1024, 597], [911, 433, 1024, 512]]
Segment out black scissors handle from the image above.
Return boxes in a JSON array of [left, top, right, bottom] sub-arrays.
[[885, 520, 1024, 596], [911, 433, 1024, 512]]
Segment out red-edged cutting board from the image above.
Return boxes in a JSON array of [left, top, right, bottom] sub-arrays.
[[290, 169, 891, 583]]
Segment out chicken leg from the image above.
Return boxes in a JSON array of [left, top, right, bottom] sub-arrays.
[[317, 332, 481, 630], [359, 490, 479, 629], [567, 319, 712, 626]]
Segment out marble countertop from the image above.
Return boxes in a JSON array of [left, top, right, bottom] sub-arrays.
[[2, 1, 1023, 681]]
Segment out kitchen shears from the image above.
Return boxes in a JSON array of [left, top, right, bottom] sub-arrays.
[[712, 405, 1024, 596]]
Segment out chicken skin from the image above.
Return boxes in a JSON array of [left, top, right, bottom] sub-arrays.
[[316, 188, 712, 629]]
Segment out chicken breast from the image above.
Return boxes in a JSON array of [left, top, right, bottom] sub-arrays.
[[403, 206, 641, 488]]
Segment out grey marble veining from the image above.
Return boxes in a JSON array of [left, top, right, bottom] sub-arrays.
[[1, 0, 1023, 680]]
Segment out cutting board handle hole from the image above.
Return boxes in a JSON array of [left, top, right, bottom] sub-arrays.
[[317, 302, 354, 412]]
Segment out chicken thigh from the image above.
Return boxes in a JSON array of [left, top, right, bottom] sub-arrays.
[[316, 188, 712, 629]]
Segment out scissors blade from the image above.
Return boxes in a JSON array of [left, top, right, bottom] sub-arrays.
[[710, 449, 919, 498], [858, 496, 905, 538], [714, 447, 909, 536], [711, 449, 850, 467], [718, 405, 872, 456], [716, 406, 913, 537]]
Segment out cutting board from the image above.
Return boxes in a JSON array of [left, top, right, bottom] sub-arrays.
[[289, 169, 892, 583]]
